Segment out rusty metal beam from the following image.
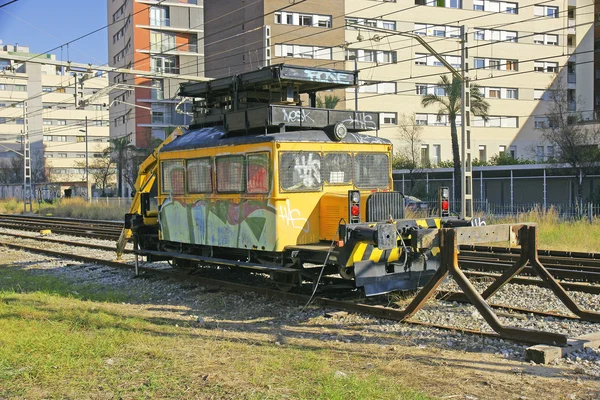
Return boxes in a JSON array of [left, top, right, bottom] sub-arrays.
[[443, 229, 568, 346]]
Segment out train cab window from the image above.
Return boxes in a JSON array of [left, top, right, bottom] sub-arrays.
[[280, 151, 322, 192], [323, 153, 352, 185], [354, 153, 390, 189], [247, 153, 270, 193], [161, 160, 185, 195], [187, 158, 212, 193], [216, 155, 245, 192]]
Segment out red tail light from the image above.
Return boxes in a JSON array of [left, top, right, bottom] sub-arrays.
[[441, 200, 449, 211], [351, 204, 360, 216]]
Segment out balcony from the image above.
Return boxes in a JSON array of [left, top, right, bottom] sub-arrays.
[[151, 114, 172, 125], [568, 19, 576, 34], [150, 18, 170, 27], [150, 66, 179, 74], [184, 43, 197, 53]]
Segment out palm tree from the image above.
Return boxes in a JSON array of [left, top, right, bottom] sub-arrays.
[[421, 75, 490, 202], [316, 95, 340, 109], [109, 137, 137, 197]]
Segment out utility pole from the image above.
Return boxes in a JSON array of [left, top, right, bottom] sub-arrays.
[[353, 24, 474, 219], [23, 102, 32, 213], [85, 116, 90, 202], [460, 25, 473, 218], [354, 58, 359, 111], [79, 117, 90, 202]]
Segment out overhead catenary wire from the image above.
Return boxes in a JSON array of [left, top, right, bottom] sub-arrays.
[[1, 1, 595, 144]]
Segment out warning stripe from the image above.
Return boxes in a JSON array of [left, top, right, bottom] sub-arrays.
[[345, 218, 441, 267]]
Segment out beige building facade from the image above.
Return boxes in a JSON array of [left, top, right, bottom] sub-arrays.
[[0, 44, 111, 184], [204, 0, 595, 164]]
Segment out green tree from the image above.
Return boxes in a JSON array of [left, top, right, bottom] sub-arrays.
[[395, 113, 425, 191], [421, 75, 490, 201], [109, 137, 137, 197], [541, 78, 600, 210], [316, 95, 340, 109]]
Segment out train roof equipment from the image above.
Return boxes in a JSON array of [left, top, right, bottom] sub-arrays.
[[179, 64, 380, 136]]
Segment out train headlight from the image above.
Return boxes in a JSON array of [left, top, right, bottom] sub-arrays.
[[438, 186, 450, 217], [348, 190, 361, 223]]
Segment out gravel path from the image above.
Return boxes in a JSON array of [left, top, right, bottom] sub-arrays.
[[1, 228, 599, 379]]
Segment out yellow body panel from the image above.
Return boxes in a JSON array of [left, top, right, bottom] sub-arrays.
[[157, 140, 392, 252]]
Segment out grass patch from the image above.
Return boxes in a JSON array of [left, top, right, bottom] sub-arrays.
[[487, 206, 600, 252], [0, 198, 23, 213], [37, 197, 130, 221], [0, 197, 129, 220], [0, 265, 431, 399]]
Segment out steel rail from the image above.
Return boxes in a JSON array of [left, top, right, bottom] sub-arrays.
[[2, 215, 600, 288], [0, 232, 132, 254], [1, 239, 596, 345], [0, 214, 123, 228]]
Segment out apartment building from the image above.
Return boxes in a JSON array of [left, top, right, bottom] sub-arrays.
[[204, 0, 595, 164], [107, 0, 204, 148], [0, 44, 110, 183]]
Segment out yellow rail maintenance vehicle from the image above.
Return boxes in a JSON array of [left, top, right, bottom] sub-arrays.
[[120, 64, 470, 295]]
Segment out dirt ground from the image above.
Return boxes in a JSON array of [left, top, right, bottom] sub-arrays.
[[2, 244, 599, 400]]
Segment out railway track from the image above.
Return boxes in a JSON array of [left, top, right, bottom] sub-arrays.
[[1, 214, 600, 289], [0, 214, 122, 241], [0, 237, 593, 346]]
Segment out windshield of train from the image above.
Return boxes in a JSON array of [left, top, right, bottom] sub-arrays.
[[279, 151, 389, 191]]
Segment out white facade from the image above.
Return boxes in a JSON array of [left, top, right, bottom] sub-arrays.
[[251, 0, 594, 164], [0, 45, 110, 183]]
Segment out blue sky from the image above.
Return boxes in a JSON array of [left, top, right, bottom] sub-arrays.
[[0, 0, 108, 64]]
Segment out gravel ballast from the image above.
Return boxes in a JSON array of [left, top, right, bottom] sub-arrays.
[[1, 228, 599, 380]]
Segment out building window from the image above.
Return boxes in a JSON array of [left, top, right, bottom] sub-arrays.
[[479, 145, 487, 162], [416, 84, 428, 95], [534, 5, 558, 18], [151, 79, 164, 100], [422, 0, 462, 9], [488, 88, 501, 98], [534, 117, 547, 129], [473, 0, 518, 13], [505, 88, 518, 99], [434, 86, 446, 96], [534, 61, 558, 73], [150, 55, 178, 74], [534, 89, 546, 100], [275, 44, 332, 60], [380, 112, 397, 125], [421, 144, 429, 164], [150, 6, 169, 26], [431, 145, 441, 166], [277, 12, 332, 28]]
